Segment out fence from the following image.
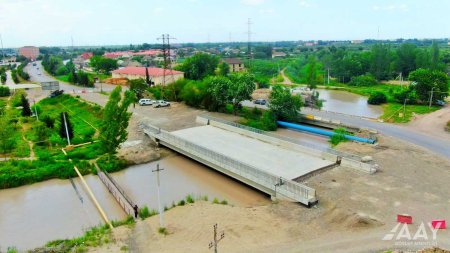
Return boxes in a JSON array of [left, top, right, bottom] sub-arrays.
[[97, 169, 135, 217], [141, 123, 316, 205]]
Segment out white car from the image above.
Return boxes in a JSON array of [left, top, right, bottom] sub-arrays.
[[138, 98, 155, 106], [153, 100, 170, 108]]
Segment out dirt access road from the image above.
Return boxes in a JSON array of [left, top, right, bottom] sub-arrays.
[[88, 134, 450, 253], [406, 104, 450, 142]]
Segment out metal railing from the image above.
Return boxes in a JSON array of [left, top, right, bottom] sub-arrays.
[[200, 115, 368, 163], [141, 123, 316, 205], [97, 170, 135, 217]]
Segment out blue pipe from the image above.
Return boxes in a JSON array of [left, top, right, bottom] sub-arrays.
[[277, 121, 375, 144]]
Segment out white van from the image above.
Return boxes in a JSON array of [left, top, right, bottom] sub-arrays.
[[138, 99, 155, 106]]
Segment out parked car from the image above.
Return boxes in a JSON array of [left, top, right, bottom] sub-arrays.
[[253, 99, 267, 105], [436, 100, 446, 106], [138, 98, 155, 106], [153, 100, 170, 108], [48, 90, 64, 98]]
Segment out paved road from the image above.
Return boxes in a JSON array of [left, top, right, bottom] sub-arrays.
[[25, 61, 118, 94], [242, 100, 450, 159]]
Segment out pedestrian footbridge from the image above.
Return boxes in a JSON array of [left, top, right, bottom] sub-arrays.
[[140, 115, 377, 206]]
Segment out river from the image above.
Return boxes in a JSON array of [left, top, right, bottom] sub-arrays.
[[0, 155, 269, 251], [317, 89, 383, 118]]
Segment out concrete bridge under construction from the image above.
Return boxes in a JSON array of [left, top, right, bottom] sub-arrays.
[[141, 115, 377, 206]]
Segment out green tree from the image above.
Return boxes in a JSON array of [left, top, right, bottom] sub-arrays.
[[207, 76, 232, 111], [216, 62, 230, 76], [0, 86, 10, 97], [370, 44, 392, 80], [303, 56, 322, 89], [395, 43, 417, 77], [180, 79, 210, 108], [99, 86, 134, 154], [90, 56, 118, 73], [408, 69, 449, 103], [129, 78, 147, 101], [228, 73, 256, 115], [34, 121, 49, 145], [269, 85, 303, 122], [177, 52, 219, 80], [59, 112, 74, 141], [21, 94, 32, 116]]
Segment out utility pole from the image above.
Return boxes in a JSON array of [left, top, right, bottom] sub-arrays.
[[33, 99, 39, 121], [0, 33, 4, 62], [327, 68, 330, 85], [209, 224, 225, 253], [429, 87, 435, 108], [152, 163, 165, 228], [403, 98, 408, 118], [63, 112, 71, 146]]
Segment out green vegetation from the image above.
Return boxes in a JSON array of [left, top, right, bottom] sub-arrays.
[[42, 55, 94, 87], [0, 92, 131, 189], [186, 194, 195, 204], [45, 224, 111, 253], [348, 74, 378, 87], [269, 85, 303, 122], [380, 103, 440, 123], [99, 86, 134, 154], [158, 227, 168, 235], [89, 56, 118, 73], [212, 197, 228, 205], [367, 92, 387, 105], [446, 120, 450, 132], [330, 128, 351, 146], [0, 86, 10, 97], [176, 52, 219, 80]]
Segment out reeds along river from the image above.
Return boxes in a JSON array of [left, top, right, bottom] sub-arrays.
[[0, 155, 269, 251]]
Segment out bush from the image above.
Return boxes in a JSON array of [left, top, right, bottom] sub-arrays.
[[0, 86, 10, 97], [330, 128, 350, 146], [138, 206, 150, 220], [177, 199, 186, 206], [367, 92, 387, 105], [348, 75, 378, 86], [186, 194, 195, 204]]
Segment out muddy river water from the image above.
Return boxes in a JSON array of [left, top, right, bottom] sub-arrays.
[[0, 156, 270, 251], [317, 89, 383, 118]]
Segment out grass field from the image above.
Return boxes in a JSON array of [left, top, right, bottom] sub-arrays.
[[380, 103, 440, 123], [0, 93, 127, 189]]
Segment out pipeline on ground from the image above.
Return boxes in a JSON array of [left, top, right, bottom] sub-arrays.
[[277, 121, 376, 144]]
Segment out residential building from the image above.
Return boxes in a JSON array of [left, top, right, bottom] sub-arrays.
[[18, 46, 39, 60], [111, 67, 184, 85], [272, 51, 287, 58], [223, 58, 245, 72], [81, 52, 93, 60]]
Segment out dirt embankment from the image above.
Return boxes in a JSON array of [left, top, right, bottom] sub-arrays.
[[87, 134, 450, 253]]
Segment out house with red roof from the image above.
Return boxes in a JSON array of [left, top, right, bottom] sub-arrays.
[[111, 67, 184, 85]]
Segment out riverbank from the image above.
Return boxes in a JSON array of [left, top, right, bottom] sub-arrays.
[[21, 133, 450, 253]]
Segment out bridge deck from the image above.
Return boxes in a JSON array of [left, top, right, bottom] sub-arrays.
[[172, 125, 334, 180]]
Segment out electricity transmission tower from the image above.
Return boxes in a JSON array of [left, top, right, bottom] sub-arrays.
[[208, 223, 225, 253], [245, 18, 253, 68], [157, 34, 176, 86]]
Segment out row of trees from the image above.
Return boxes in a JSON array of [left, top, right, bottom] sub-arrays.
[[42, 55, 93, 87], [317, 41, 446, 82]]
